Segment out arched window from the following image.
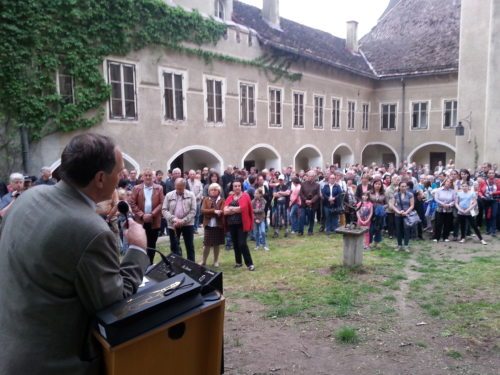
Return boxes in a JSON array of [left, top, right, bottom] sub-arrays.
[[214, 0, 225, 20]]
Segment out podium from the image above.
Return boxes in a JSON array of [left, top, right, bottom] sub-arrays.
[[95, 297, 225, 375]]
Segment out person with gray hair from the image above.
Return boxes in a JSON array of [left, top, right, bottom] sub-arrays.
[[0, 173, 25, 215], [35, 166, 56, 186], [162, 177, 197, 261]]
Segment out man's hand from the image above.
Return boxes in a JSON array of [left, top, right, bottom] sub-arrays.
[[142, 213, 152, 223], [125, 219, 147, 249]]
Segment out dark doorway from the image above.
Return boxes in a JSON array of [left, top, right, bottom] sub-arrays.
[[333, 154, 341, 167], [171, 154, 184, 172], [244, 160, 255, 172], [382, 153, 396, 166], [430, 152, 446, 171]]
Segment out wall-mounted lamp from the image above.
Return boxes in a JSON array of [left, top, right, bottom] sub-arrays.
[[455, 111, 472, 142], [455, 121, 465, 136]]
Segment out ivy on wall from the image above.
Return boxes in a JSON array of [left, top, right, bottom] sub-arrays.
[[0, 0, 227, 141]]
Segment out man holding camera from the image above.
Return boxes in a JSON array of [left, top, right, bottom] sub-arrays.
[[0, 172, 24, 218]]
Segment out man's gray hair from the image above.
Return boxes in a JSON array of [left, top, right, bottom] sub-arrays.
[[40, 166, 51, 173], [10, 173, 24, 183]]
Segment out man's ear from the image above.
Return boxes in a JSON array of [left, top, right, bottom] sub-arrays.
[[94, 171, 106, 189]]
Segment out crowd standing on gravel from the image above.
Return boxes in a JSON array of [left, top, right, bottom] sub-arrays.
[[2, 159, 498, 268]]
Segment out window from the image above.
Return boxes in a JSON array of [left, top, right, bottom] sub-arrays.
[[269, 88, 282, 127], [313, 95, 324, 129], [214, 0, 224, 19], [206, 78, 224, 123], [108, 61, 137, 120], [332, 98, 341, 129], [163, 71, 184, 121], [57, 71, 74, 104], [347, 101, 355, 130], [240, 83, 255, 126], [362, 104, 369, 130], [443, 100, 458, 128], [293, 92, 304, 128], [411, 101, 429, 129], [381, 104, 397, 130]]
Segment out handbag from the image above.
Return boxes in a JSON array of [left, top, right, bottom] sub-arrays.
[[404, 210, 421, 227], [398, 192, 421, 227], [374, 204, 386, 217]]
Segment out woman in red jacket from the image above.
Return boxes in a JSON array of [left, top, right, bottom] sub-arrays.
[[478, 169, 500, 236], [224, 178, 255, 271]]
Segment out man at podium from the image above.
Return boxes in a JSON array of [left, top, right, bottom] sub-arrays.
[[0, 134, 150, 375]]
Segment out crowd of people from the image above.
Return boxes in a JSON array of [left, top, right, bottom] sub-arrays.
[[2, 158, 499, 268]]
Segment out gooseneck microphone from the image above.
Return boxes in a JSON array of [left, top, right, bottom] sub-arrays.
[[117, 200, 170, 266]]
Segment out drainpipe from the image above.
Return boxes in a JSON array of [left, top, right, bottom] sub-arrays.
[[400, 78, 406, 166], [20, 125, 30, 174]]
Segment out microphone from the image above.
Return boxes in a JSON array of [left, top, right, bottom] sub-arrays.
[[117, 201, 132, 229], [147, 248, 172, 268]]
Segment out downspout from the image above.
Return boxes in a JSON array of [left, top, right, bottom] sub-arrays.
[[400, 78, 406, 166], [20, 125, 30, 174]]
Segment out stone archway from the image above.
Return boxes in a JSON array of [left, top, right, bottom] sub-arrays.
[[408, 142, 456, 171], [361, 143, 399, 167], [294, 145, 323, 172], [167, 146, 223, 173], [332, 143, 354, 169], [241, 144, 281, 172]]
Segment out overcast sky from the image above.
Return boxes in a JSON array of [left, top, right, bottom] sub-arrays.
[[239, 0, 390, 39]]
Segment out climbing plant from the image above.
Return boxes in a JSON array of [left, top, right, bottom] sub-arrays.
[[0, 0, 227, 141]]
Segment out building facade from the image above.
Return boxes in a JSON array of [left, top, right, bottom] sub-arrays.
[[31, 0, 498, 174]]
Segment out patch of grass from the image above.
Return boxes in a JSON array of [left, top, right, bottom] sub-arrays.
[[446, 350, 463, 360], [416, 341, 427, 348], [335, 326, 359, 344], [382, 273, 407, 290], [383, 295, 397, 302]]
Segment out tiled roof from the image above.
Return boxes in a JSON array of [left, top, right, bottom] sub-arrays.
[[232, 0, 461, 80], [232, 1, 375, 78], [359, 0, 461, 77]]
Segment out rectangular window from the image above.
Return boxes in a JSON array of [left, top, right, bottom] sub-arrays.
[[206, 78, 223, 123], [362, 104, 369, 130], [411, 101, 429, 129], [57, 71, 74, 104], [163, 72, 184, 121], [214, 0, 224, 19], [293, 92, 304, 128], [313, 96, 324, 129], [332, 98, 341, 129], [108, 61, 137, 120], [240, 83, 255, 125], [269, 88, 282, 127], [443, 100, 458, 128], [381, 104, 397, 130], [347, 101, 355, 129]]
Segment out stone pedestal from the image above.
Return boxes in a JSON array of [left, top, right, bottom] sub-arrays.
[[335, 227, 369, 267]]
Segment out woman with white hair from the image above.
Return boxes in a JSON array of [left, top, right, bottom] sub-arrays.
[[201, 183, 225, 267]]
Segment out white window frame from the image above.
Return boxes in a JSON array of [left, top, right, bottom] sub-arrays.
[[410, 100, 430, 130], [361, 102, 370, 131], [442, 99, 458, 129], [268, 86, 283, 129], [292, 90, 305, 129], [56, 70, 75, 105], [159, 67, 187, 125], [106, 60, 138, 121], [331, 97, 342, 130], [214, 0, 225, 20], [239, 81, 257, 127], [203, 75, 226, 127], [313, 94, 325, 130], [347, 100, 356, 130], [380, 102, 398, 131]]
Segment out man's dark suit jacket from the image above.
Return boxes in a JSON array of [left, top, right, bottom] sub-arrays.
[[0, 181, 149, 375]]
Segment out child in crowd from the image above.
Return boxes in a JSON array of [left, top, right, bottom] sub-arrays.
[[252, 188, 269, 251], [357, 191, 373, 249]]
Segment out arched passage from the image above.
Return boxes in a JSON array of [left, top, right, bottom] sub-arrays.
[[361, 143, 399, 167], [241, 144, 281, 172], [332, 144, 354, 168], [294, 145, 323, 172], [408, 142, 456, 171], [167, 146, 223, 173], [48, 152, 141, 180]]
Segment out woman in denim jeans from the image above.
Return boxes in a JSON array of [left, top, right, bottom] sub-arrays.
[[390, 181, 415, 252], [252, 188, 269, 251]]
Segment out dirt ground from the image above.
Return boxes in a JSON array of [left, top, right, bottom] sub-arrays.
[[223, 239, 500, 375]]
